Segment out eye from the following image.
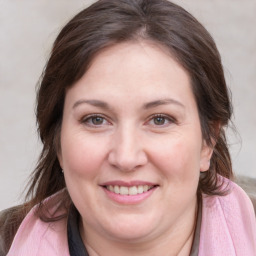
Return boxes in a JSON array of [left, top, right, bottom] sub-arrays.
[[82, 114, 110, 127], [147, 114, 175, 127], [153, 116, 166, 125], [91, 116, 104, 125]]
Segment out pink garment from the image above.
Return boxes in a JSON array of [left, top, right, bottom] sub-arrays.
[[7, 203, 69, 256], [7, 180, 256, 256], [199, 181, 256, 255]]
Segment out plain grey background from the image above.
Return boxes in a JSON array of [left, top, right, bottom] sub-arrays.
[[1, 0, 256, 211]]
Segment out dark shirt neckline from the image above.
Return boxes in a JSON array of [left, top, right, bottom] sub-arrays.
[[67, 204, 88, 256], [67, 199, 201, 256]]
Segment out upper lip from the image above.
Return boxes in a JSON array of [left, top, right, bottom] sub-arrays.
[[100, 180, 158, 187]]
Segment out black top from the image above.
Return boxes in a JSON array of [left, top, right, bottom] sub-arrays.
[[67, 199, 202, 256], [67, 204, 88, 256]]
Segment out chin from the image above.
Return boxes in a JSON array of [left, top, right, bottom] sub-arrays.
[[102, 214, 157, 242]]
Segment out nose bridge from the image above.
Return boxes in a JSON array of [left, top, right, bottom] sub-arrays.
[[108, 122, 147, 171]]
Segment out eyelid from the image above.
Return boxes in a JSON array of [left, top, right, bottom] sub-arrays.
[[146, 113, 176, 127], [81, 113, 112, 127]]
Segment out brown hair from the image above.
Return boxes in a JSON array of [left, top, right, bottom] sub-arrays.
[[1, 0, 233, 251]]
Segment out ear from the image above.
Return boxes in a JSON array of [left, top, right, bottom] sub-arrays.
[[57, 151, 63, 169], [55, 125, 63, 169], [200, 122, 220, 172], [200, 139, 214, 172]]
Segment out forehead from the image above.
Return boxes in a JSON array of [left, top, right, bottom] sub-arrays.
[[65, 41, 195, 110], [88, 40, 180, 75]]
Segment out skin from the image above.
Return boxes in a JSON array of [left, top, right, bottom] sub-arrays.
[[58, 41, 212, 256]]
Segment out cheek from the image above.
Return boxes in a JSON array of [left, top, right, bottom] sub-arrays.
[[60, 131, 107, 178], [149, 138, 201, 211], [150, 137, 202, 180]]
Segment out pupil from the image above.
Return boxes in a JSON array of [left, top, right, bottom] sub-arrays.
[[92, 117, 103, 125], [154, 117, 165, 125]]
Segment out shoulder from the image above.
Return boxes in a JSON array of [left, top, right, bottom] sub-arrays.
[[202, 176, 256, 218], [0, 205, 26, 256], [217, 177, 255, 217], [199, 177, 256, 255], [3, 192, 70, 256], [235, 175, 256, 213]]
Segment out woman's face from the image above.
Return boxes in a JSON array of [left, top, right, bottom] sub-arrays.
[[58, 41, 212, 243]]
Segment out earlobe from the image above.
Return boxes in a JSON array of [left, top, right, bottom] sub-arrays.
[[200, 122, 219, 172], [200, 158, 211, 172], [57, 150, 63, 169], [55, 129, 63, 169], [200, 141, 214, 172]]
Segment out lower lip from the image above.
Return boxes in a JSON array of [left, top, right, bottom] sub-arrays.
[[102, 186, 157, 205]]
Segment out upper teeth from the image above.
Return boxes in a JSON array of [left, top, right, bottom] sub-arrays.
[[106, 185, 153, 196]]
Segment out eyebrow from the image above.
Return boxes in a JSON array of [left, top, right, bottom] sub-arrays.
[[143, 98, 185, 109], [72, 98, 185, 110], [73, 99, 110, 110]]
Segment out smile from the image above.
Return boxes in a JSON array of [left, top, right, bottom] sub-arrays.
[[106, 185, 154, 196], [101, 181, 158, 204]]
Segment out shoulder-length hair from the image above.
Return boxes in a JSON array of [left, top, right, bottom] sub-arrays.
[[29, 0, 233, 221]]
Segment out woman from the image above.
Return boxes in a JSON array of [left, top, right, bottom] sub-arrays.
[[1, 0, 255, 255]]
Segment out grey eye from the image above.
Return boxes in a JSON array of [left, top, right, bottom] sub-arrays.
[[153, 117, 166, 125], [91, 116, 104, 125]]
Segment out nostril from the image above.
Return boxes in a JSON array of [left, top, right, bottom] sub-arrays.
[[107, 148, 148, 172]]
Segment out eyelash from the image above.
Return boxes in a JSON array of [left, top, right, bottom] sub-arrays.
[[146, 114, 176, 127], [80, 113, 176, 128], [81, 114, 111, 127]]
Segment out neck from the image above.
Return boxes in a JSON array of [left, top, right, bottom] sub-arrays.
[[80, 199, 198, 256], [86, 232, 195, 256]]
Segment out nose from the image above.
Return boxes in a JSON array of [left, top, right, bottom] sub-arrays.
[[108, 126, 148, 172]]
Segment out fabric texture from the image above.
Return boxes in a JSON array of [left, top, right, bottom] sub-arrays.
[[199, 180, 256, 255], [6, 207, 69, 256], [5, 178, 256, 256]]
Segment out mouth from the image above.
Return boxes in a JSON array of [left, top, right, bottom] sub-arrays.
[[104, 184, 157, 196], [100, 181, 159, 204]]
